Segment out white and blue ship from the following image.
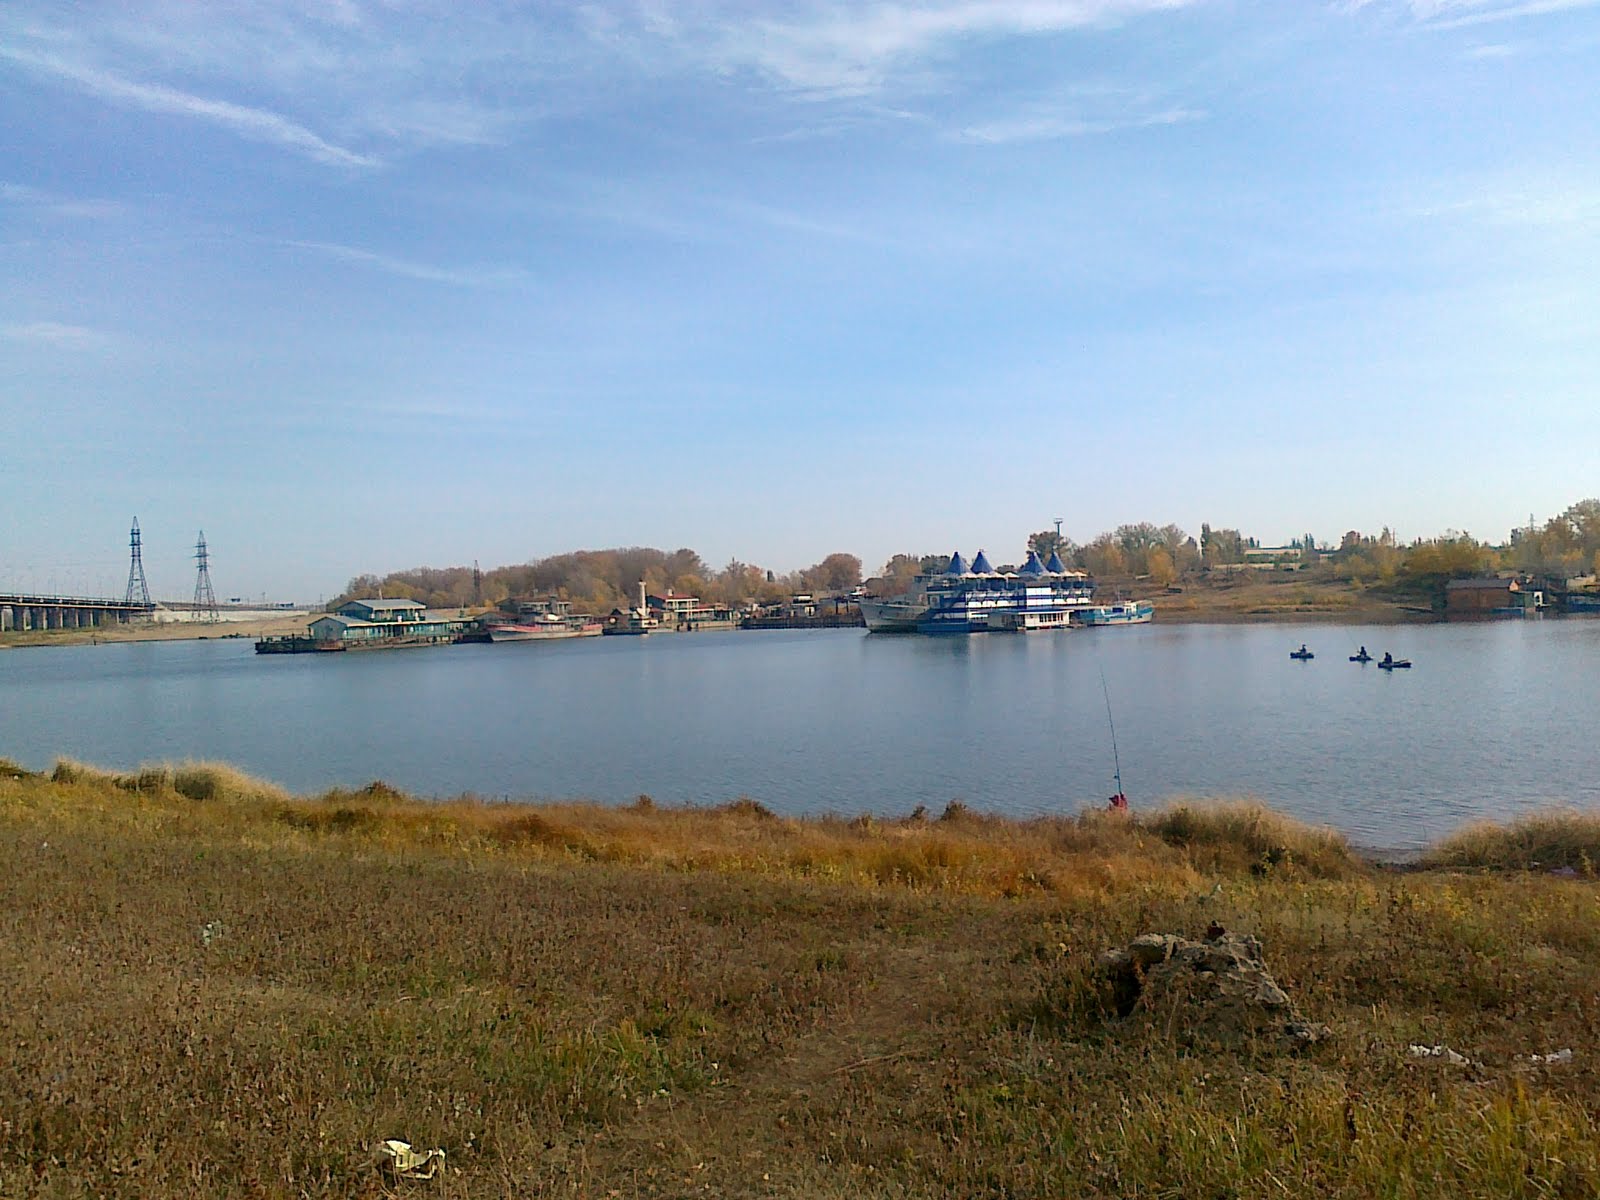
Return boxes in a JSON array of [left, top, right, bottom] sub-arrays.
[[861, 548, 1105, 634]]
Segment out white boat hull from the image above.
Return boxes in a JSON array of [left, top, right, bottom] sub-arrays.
[[858, 597, 926, 632]]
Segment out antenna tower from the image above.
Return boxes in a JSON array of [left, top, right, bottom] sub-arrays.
[[193, 531, 219, 621], [124, 517, 152, 607]]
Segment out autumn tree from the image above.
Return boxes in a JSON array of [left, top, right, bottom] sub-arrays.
[[1201, 525, 1246, 566], [1147, 545, 1178, 587], [1079, 534, 1128, 578], [874, 554, 925, 596], [802, 553, 863, 594], [1027, 529, 1077, 564], [1399, 534, 1496, 594]]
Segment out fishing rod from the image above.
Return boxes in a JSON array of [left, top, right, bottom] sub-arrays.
[[1099, 666, 1126, 808]]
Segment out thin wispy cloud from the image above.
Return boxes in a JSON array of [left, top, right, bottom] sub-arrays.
[[287, 241, 528, 288], [1410, 176, 1600, 228], [631, 1, 1204, 97], [956, 104, 1205, 143], [1, 321, 112, 348], [0, 47, 377, 168], [715, 199, 893, 246], [0, 181, 122, 219], [1357, 0, 1600, 26]]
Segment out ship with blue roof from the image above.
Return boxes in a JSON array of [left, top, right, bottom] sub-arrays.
[[859, 547, 1099, 634]]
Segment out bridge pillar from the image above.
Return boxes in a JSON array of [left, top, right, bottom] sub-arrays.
[[0, 606, 11, 632]]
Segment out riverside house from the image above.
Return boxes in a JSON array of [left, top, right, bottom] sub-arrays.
[[1444, 577, 1539, 617], [307, 598, 466, 647], [646, 590, 738, 631]]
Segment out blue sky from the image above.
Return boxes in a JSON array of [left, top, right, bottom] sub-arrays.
[[2, 0, 1597, 602]]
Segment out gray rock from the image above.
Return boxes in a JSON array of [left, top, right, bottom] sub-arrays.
[[1097, 929, 1328, 1051]]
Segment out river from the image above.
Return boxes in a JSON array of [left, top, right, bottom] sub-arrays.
[[3, 619, 1597, 850]]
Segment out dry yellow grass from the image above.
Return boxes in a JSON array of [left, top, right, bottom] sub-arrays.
[[1423, 808, 1600, 872], [5, 761, 1600, 1198]]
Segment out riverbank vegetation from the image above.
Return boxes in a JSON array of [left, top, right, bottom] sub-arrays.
[[6, 758, 1600, 1197], [332, 548, 865, 616]]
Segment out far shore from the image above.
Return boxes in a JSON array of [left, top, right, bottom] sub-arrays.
[[1, 581, 1437, 649]]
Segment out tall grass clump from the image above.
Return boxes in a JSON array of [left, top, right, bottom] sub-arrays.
[[1423, 808, 1600, 872], [1139, 799, 1360, 878], [171, 760, 291, 805], [49, 757, 98, 785], [0, 758, 38, 781]]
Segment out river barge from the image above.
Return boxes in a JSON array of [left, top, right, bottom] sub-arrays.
[[254, 597, 470, 654], [1074, 601, 1155, 627], [485, 597, 603, 642]]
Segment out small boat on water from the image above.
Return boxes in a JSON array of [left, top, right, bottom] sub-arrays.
[[1378, 654, 1412, 670], [1350, 648, 1373, 663], [1290, 645, 1314, 660]]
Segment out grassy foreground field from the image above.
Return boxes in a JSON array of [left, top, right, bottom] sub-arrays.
[[4, 762, 1600, 1198]]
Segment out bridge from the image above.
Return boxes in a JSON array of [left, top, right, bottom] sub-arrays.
[[0, 593, 155, 632]]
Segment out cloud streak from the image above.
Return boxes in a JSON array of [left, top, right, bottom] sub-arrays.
[[639, 0, 1204, 97], [1357, 0, 1600, 26], [0, 181, 123, 219], [287, 241, 528, 287], [956, 104, 1205, 143], [1, 321, 112, 348], [1409, 175, 1600, 228], [0, 47, 377, 168]]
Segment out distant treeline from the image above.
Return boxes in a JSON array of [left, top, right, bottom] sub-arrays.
[[334, 499, 1600, 612], [333, 549, 864, 613]]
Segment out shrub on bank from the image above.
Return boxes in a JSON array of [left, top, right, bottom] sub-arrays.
[[1139, 799, 1360, 879], [1424, 809, 1600, 872]]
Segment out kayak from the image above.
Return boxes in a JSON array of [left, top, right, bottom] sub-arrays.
[[1290, 650, 1314, 660], [1378, 658, 1412, 670], [1350, 653, 1372, 663]]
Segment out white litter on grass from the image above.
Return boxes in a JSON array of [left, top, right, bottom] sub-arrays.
[[199, 920, 224, 947], [1408, 1044, 1472, 1067], [375, 1140, 445, 1180], [1522, 1048, 1575, 1066]]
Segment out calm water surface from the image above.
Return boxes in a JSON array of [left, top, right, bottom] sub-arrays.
[[4, 620, 1598, 850]]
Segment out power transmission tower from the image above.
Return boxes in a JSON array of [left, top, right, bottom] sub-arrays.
[[124, 517, 151, 607], [193, 531, 218, 621], [473, 560, 483, 606]]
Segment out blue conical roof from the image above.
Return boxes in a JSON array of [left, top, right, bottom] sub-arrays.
[[970, 549, 994, 575], [1019, 551, 1046, 577], [945, 551, 969, 576], [1046, 550, 1068, 573]]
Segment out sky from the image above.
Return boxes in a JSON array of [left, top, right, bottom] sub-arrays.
[[2, 0, 1597, 603]]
